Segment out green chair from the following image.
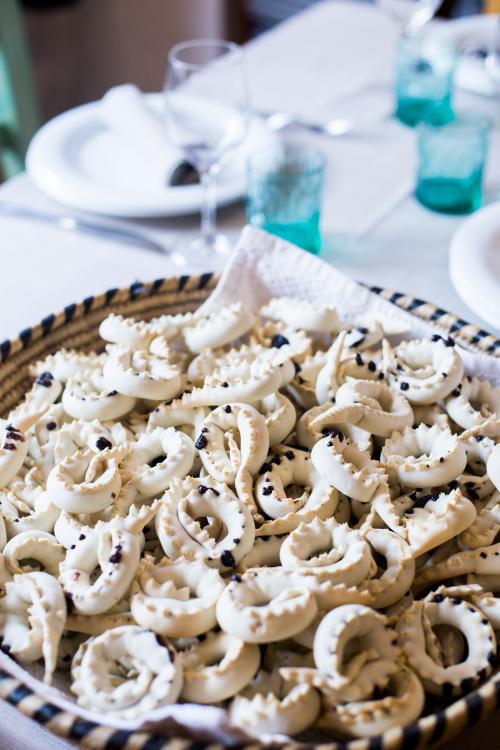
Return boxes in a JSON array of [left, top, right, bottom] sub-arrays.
[[0, 0, 39, 179]]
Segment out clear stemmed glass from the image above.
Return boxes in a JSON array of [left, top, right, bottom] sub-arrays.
[[375, 0, 442, 37], [164, 39, 248, 260]]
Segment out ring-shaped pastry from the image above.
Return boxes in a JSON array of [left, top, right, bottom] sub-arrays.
[[71, 625, 182, 717], [3, 530, 65, 576], [62, 371, 136, 421], [334, 380, 414, 437], [59, 525, 140, 615], [0, 487, 60, 538], [102, 343, 182, 401], [446, 377, 500, 436], [398, 591, 495, 696], [29, 402, 67, 449], [280, 518, 373, 588], [47, 447, 126, 513], [315, 332, 348, 402], [254, 448, 338, 536], [318, 666, 425, 738], [8, 371, 62, 430], [32, 349, 102, 383], [460, 490, 500, 549], [148, 310, 199, 336], [313, 604, 399, 699], [180, 630, 260, 703], [42, 419, 100, 464], [0, 422, 29, 487], [196, 403, 269, 519], [297, 403, 372, 453], [147, 399, 209, 439], [413, 541, 500, 590], [459, 435, 496, 501], [359, 528, 415, 608], [156, 476, 255, 570], [254, 392, 296, 446], [0, 571, 66, 682], [130, 555, 225, 637], [180, 361, 283, 408], [123, 427, 195, 498], [387, 338, 464, 405], [183, 303, 255, 353], [311, 432, 384, 503], [254, 320, 312, 363], [99, 313, 168, 349], [343, 320, 384, 351], [261, 296, 339, 333], [373, 483, 477, 557], [215, 567, 318, 643], [229, 669, 320, 736], [187, 343, 295, 389], [54, 490, 156, 550], [381, 424, 467, 489]]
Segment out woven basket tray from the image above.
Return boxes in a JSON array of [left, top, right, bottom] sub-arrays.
[[0, 271, 499, 750]]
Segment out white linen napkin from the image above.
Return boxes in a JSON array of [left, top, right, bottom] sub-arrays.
[[99, 84, 186, 183], [1, 226, 499, 750], [203, 225, 500, 385]]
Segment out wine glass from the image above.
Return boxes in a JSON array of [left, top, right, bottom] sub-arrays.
[[164, 39, 248, 259], [375, 0, 442, 37]]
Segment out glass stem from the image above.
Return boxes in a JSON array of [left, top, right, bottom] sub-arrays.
[[200, 168, 217, 245]]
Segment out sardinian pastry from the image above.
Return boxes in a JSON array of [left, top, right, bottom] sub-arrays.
[[0, 299, 498, 741]]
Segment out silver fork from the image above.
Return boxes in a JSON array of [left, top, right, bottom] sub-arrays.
[[0, 202, 187, 267]]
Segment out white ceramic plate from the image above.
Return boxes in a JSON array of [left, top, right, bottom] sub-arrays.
[[26, 94, 276, 218], [429, 16, 498, 98], [450, 201, 500, 331]]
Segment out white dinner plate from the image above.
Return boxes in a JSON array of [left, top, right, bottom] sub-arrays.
[[26, 94, 276, 218], [449, 201, 500, 331], [429, 16, 498, 98]]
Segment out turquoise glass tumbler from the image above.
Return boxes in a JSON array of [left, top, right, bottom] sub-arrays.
[[416, 112, 490, 214], [246, 143, 325, 254], [396, 38, 457, 127]]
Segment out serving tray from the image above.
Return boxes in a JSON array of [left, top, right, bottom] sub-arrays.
[[0, 271, 499, 750]]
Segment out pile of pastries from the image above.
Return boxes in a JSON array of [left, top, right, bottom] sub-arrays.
[[0, 297, 499, 740]]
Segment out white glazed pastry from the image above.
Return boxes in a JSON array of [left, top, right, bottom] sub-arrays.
[[0, 297, 498, 739]]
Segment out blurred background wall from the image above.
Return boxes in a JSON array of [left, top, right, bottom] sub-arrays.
[[22, 0, 246, 121], [18, 0, 489, 123]]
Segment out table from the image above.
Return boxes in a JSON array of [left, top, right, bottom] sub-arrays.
[[1, 2, 500, 748]]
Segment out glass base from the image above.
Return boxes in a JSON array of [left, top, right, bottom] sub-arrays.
[[396, 97, 453, 127], [179, 233, 232, 264], [416, 178, 482, 215]]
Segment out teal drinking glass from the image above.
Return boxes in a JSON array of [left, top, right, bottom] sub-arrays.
[[396, 37, 457, 127], [246, 143, 325, 254], [416, 111, 491, 214]]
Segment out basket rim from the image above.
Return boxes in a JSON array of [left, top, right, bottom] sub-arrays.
[[0, 270, 499, 750], [0, 275, 497, 367]]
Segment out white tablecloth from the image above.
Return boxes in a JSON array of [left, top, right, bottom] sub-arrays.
[[1, 2, 500, 748]]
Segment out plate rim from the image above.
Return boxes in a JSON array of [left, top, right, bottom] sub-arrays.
[[26, 94, 271, 218], [449, 201, 500, 332]]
